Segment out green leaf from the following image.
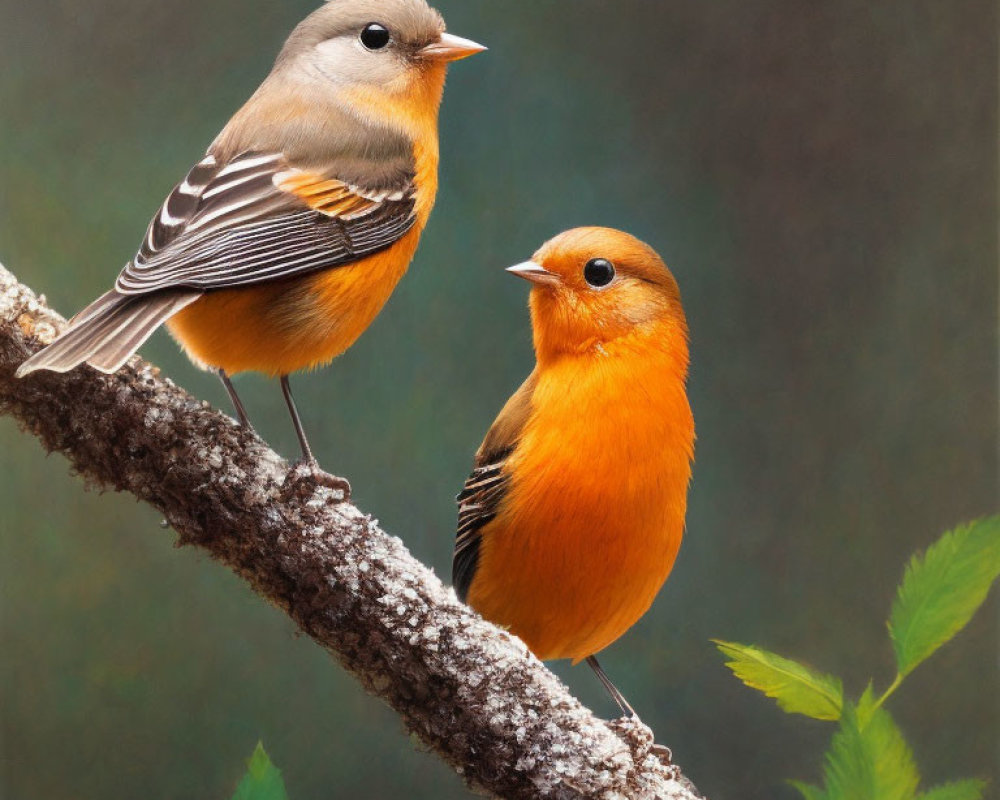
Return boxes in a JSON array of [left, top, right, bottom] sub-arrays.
[[855, 682, 878, 728], [822, 704, 919, 800], [230, 742, 289, 800], [789, 780, 826, 800], [889, 516, 1000, 679], [713, 640, 843, 720], [917, 780, 987, 800]]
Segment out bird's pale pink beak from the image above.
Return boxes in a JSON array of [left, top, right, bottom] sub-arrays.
[[506, 261, 560, 286], [419, 32, 487, 62]]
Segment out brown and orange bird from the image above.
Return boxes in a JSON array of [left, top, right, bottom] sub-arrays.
[[453, 228, 694, 716], [17, 0, 484, 490]]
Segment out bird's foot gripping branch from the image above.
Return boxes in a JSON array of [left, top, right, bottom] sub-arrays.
[[0, 262, 705, 800]]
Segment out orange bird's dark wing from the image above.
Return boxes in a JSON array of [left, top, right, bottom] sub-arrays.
[[453, 372, 538, 601], [115, 151, 416, 294]]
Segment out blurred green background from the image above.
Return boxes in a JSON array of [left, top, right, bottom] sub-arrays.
[[1, 1, 996, 797]]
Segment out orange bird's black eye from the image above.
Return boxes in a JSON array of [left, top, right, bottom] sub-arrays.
[[583, 258, 615, 288], [360, 23, 391, 50]]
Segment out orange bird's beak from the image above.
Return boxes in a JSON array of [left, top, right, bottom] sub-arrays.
[[419, 32, 487, 62], [506, 261, 560, 286]]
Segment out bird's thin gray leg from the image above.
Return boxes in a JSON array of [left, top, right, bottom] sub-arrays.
[[280, 374, 314, 463], [279, 374, 351, 500], [218, 368, 253, 430]]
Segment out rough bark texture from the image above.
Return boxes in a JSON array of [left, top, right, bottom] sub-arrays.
[[0, 263, 704, 800]]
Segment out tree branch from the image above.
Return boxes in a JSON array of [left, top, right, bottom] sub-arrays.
[[0, 263, 704, 800]]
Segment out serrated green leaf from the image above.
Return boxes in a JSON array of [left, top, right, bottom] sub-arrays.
[[855, 682, 878, 728], [889, 517, 1000, 679], [917, 779, 987, 800], [822, 704, 919, 800], [789, 779, 826, 800], [713, 640, 843, 720], [230, 742, 289, 800]]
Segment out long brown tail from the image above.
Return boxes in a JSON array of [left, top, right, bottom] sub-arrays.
[[16, 289, 201, 377]]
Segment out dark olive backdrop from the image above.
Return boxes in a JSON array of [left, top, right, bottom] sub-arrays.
[[1, 1, 996, 798]]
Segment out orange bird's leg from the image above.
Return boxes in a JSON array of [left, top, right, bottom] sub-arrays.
[[587, 655, 674, 762], [586, 655, 636, 719]]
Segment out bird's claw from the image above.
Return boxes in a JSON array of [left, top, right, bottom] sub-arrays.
[[607, 715, 672, 766], [649, 742, 673, 765], [283, 458, 351, 502]]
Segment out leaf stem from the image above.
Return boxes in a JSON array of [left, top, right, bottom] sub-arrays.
[[873, 673, 904, 711]]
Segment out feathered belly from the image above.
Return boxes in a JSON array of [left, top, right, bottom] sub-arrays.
[[472, 489, 685, 663], [467, 359, 693, 662], [166, 227, 421, 376]]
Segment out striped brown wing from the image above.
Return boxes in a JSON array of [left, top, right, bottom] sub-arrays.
[[454, 449, 513, 602], [453, 373, 538, 602], [115, 151, 416, 295]]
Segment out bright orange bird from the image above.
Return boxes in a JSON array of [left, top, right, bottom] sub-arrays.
[[453, 227, 694, 716]]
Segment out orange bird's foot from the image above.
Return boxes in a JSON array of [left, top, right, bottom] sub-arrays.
[[607, 716, 672, 766], [284, 458, 351, 502]]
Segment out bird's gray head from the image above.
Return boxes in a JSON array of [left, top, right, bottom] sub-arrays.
[[277, 0, 484, 94]]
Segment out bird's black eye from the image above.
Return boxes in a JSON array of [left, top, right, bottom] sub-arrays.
[[360, 23, 391, 50], [583, 258, 616, 288]]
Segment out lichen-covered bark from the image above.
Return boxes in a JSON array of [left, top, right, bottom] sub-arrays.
[[0, 263, 704, 800]]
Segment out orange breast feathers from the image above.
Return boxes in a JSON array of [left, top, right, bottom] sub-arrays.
[[465, 326, 694, 663], [166, 140, 438, 377], [166, 226, 422, 376]]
